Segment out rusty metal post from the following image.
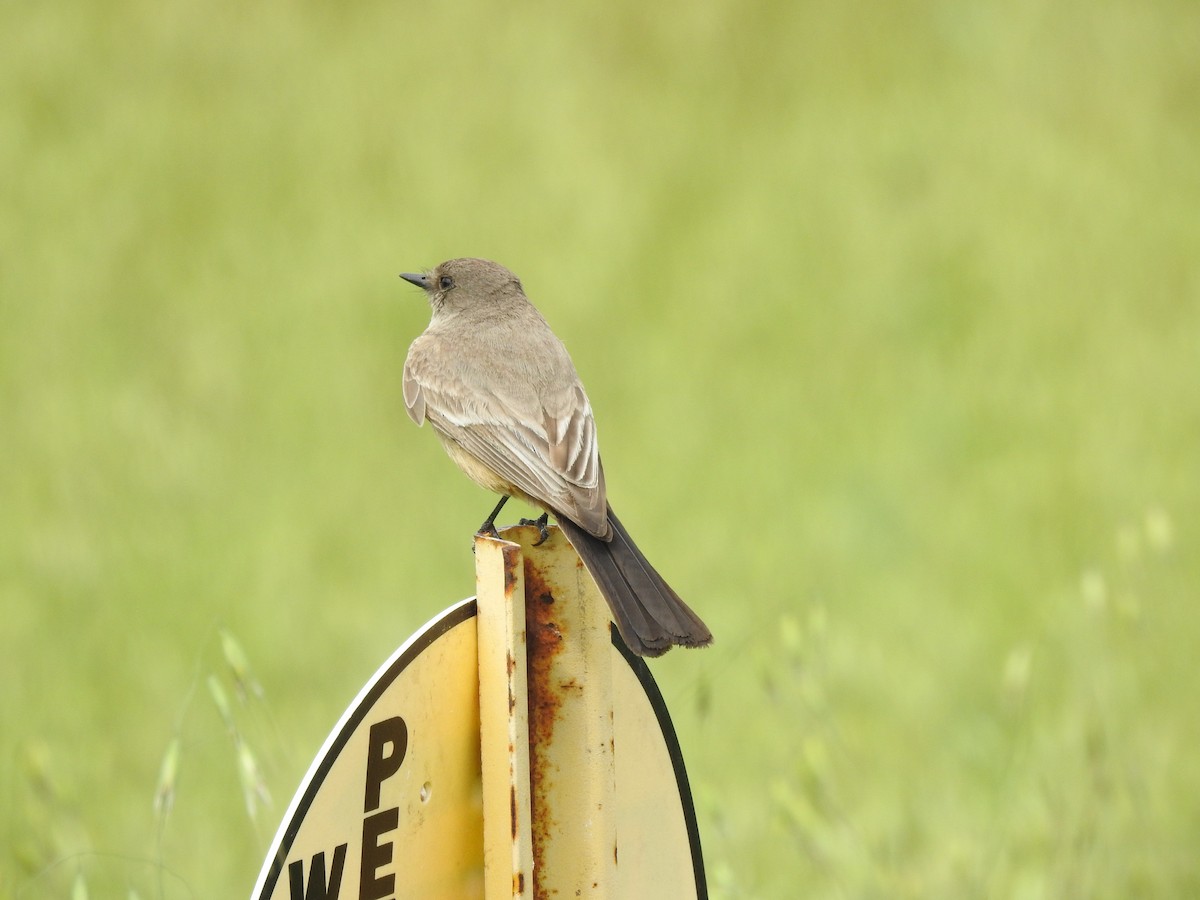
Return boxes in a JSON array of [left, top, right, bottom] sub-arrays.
[[477, 524, 618, 898], [519, 526, 617, 898], [476, 535, 535, 898]]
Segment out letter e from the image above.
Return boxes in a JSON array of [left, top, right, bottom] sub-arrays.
[[359, 807, 399, 900]]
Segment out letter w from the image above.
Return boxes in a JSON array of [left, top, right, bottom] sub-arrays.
[[288, 844, 348, 900]]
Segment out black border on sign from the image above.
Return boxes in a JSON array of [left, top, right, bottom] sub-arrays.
[[255, 598, 478, 898], [611, 625, 709, 899]]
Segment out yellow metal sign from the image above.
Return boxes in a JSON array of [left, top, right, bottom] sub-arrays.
[[252, 600, 484, 899], [253, 527, 705, 899]]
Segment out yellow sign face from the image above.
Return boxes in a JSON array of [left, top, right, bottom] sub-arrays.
[[610, 634, 707, 897], [253, 599, 485, 900]]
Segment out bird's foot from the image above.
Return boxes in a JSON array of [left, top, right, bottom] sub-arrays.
[[476, 521, 501, 539], [519, 513, 551, 546]]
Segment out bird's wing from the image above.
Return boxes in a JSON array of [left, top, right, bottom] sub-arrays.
[[403, 343, 609, 537]]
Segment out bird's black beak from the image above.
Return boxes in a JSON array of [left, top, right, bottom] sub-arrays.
[[399, 272, 430, 289]]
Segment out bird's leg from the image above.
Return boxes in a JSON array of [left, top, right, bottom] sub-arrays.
[[519, 512, 551, 546], [477, 495, 510, 538]]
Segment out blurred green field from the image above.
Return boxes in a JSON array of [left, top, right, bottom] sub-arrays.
[[3, 0, 1199, 896]]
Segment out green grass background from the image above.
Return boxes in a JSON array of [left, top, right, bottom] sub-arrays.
[[3, 0, 1198, 896]]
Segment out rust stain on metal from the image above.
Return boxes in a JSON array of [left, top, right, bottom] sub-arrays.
[[523, 554, 565, 899], [513, 872, 525, 894], [507, 650, 517, 713], [510, 783, 519, 840], [502, 543, 520, 596]]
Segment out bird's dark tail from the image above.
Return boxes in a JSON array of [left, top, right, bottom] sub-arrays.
[[556, 503, 712, 657]]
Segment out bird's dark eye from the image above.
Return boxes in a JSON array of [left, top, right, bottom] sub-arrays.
[[438, 275, 454, 291]]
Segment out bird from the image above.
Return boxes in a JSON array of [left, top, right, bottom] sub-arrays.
[[399, 257, 712, 657]]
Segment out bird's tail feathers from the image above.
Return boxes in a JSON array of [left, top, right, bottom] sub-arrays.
[[557, 504, 712, 657]]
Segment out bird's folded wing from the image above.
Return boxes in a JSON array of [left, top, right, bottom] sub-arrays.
[[404, 353, 609, 538]]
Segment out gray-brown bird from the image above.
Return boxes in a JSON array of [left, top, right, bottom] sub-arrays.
[[400, 257, 712, 657]]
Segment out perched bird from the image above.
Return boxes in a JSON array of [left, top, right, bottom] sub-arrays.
[[400, 257, 712, 657]]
